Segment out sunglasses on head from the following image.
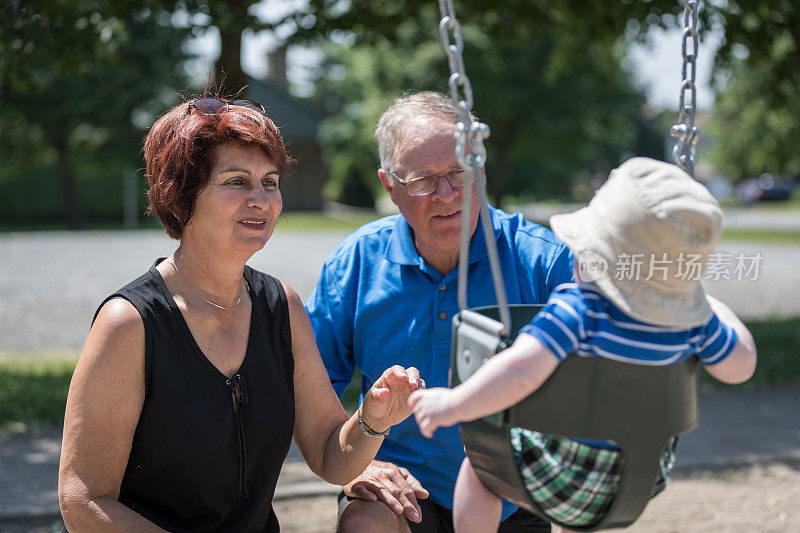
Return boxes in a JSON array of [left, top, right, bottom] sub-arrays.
[[189, 97, 266, 116]]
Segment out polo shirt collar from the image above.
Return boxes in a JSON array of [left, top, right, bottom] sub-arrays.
[[385, 205, 502, 267]]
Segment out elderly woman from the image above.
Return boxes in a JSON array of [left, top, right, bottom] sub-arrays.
[[58, 97, 421, 531]]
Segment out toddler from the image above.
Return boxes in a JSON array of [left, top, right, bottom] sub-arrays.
[[409, 157, 757, 532]]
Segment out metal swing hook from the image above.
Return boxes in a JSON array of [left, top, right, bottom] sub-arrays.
[[670, 0, 702, 177], [439, 0, 512, 338], [670, 123, 700, 177]]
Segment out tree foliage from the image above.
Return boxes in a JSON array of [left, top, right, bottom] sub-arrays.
[[706, 1, 799, 180], [708, 61, 800, 181], [1, 0, 190, 226], [282, 0, 798, 89], [306, 6, 647, 206], [2, 0, 796, 222], [283, 0, 799, 194]]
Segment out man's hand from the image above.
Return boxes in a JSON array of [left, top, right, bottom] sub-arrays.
[[408, 387, 458, 438], [343, 460, 429, 523], [361, 365, 423, 433]]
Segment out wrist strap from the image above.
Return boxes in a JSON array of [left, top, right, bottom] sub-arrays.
[[358, 406, 389, 438]]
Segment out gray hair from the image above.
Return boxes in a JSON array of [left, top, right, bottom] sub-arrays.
[[374, 91, 477, 171]]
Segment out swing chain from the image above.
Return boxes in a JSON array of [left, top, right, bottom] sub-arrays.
[[670, 0, 701, 177], [437, 0, 488, 174], [438, 0, 512, 337]]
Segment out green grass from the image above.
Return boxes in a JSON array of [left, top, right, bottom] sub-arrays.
[[721, 228, 800, 245], [1, 316, 798, 429], [276, 211, 384, 232], [711, 316, 800, 388], [739, 198, 800, 211], [0, 353, 77, 431]]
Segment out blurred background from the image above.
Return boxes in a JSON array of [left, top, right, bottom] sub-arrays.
[[2, 4, 800, 530], [2, 0, 800, 420], [2, 0, 799, 227]]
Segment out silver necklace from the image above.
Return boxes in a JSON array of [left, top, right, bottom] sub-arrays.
[[170, 257, 244, 310]]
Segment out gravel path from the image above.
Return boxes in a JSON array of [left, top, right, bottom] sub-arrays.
[[270, 463, 800, 533], [0, 230, 798, 352], [6, 467, 797, 533], [0, 229, 349, 352]]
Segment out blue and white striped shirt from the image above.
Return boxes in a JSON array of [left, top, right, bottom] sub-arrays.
[[520, 283, 737, 367]]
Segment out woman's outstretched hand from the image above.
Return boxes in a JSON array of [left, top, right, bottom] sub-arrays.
[[360, 365, 424, 433], [408, 388, 457, 438]]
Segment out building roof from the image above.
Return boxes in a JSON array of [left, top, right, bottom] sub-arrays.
[[245, 78, 324, 142]]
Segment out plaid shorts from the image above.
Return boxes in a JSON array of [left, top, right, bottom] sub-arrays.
[[510, 428, 677, 528]]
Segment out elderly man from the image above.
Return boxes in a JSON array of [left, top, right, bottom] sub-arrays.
[[306, 91, 573, 532]]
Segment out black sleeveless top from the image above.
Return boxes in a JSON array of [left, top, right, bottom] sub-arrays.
[[96, 261, 295, 532]]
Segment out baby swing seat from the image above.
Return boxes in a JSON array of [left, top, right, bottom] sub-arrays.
[[450, 305, 699, 531]]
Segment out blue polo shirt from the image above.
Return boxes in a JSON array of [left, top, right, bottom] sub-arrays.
[[306, 205, 573, 517]]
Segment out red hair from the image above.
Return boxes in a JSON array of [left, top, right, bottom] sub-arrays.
[[144, 98, 290, 239]]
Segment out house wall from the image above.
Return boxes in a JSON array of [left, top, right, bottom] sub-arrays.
[[281, 140, 326, 210]]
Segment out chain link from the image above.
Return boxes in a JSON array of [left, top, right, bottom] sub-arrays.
[[439, 0, 701, 333], [438, 0, 511, 336], [670, 0, 701, 176], [437, 0, 488, 177]]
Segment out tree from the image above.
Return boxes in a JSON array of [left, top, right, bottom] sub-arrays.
[[309, 19, 644, 206], [174, 0, 257, 93], [4, 1, 795, 220], [705, 2, 800, 180], [283, 0, 799, 195], [1, 1, 189, 226], [707, 61, 800, 181], [283, 0, 798, 92]]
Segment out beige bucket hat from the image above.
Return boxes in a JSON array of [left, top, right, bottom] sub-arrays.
[[550, 157, 723, 327]]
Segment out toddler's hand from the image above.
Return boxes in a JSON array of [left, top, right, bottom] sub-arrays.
[[408, 387, 457, 438]]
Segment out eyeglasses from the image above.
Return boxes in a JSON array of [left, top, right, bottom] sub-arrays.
[[189, 98, 266, 116], [389, 168, 470, 196]]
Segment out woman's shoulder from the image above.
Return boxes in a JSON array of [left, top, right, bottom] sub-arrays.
[[95, 265, 161, 333], [92, 263, 165, 324], [102, 262, 167, 307], [244, 267, 295, 321], [120, 263, 162, 292], [94, 297, 145, 338], [243, 266, 285, 299], [87, 299, 146, 379]]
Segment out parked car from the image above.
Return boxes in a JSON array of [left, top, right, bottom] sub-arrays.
[[736, 173, 798, 204], [703, 175, 734, 202]]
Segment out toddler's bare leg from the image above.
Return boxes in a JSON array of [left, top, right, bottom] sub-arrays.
[[453, 458, 502, 533]]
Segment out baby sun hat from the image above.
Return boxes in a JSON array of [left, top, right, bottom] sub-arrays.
[[550, 157, 723, 327]]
